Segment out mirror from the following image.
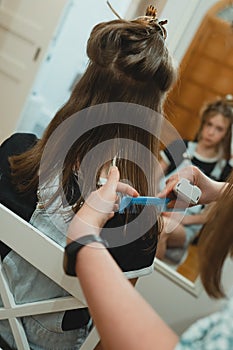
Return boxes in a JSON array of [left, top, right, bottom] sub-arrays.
[[14, 0, 231, 296], [154, 0, 233, 296]]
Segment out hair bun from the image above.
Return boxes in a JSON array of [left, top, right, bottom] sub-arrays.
[[87, 21, 122, 67], [86, 19, 174, 89]]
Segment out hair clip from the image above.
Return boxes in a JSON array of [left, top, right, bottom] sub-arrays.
[[158, 20, 168, 26], [136, 5, 168, 39], [224, 94, 233, 114], [158, 20, 168, 39], [136, 5, 158, 22], [225, 94, 233, 101], [145, 5, 158, 18]]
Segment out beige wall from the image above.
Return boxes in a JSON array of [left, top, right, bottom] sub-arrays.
[[137, 257, 233, 335]]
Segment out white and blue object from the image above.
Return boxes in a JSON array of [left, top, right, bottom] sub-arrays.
[[173, 178, 202, 205], [119, 178, 202, 213]]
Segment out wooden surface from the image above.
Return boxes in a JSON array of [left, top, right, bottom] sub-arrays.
[[163, 0, 233, 140], [176, 245, 200, 283]]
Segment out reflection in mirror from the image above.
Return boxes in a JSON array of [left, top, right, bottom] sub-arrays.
[[164, 0, 233, 140], [155, 0, 233, 294], [14, 0, 232, 295]]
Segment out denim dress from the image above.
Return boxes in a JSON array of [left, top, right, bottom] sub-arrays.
[[1, 173, 156, 349], [0, 177, 91, 350]]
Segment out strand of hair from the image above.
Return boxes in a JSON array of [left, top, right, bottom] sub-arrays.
[[106, 1, 122, 20]]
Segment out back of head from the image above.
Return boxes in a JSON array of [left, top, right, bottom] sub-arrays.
[[10, 6, 176, 205], [75, 8, 176, 113], [87, 19, 173, 84]]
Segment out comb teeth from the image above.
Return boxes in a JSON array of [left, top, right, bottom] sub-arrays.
[[119, 196, 170, 213], [145, 5, 157, 18]]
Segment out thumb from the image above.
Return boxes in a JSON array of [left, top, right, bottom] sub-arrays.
[[105, 166, 120, 193]]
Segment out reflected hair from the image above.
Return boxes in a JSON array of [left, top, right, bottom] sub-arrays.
[[199, 170, 233, 298], [196, 97, 233, 160]]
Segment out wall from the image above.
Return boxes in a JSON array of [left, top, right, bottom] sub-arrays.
[[136, 257, 233, 335], [161, 0, 218, 63], [16, 0, 132, 136]]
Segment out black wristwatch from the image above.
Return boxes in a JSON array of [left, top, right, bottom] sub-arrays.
[[63, 235, 109, 276]]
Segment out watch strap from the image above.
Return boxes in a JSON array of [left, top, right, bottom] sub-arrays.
[[63, 234, 109, 276]]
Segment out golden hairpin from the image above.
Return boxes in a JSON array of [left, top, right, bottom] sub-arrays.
[[136, 5, 168, 39], [145, 5, 158, 18]]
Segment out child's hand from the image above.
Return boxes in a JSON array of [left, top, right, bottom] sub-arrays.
[[158, 165, 225, 207]]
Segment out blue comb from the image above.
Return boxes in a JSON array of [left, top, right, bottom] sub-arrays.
[[119, 196, 171, 213]]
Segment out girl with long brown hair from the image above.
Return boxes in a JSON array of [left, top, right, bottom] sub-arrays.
[[0, 6, 176, 350]]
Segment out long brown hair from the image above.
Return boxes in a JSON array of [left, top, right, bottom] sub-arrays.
[[199, 171, 233, 298], [10, 14, 176, 210], [196, 97, 233, 161]]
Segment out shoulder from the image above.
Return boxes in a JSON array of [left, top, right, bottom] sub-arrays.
[[0, 133, 38, 175], [176, 296, 233, 350], [162, 139, 188, 158], [0, 132, 38, 152], [160, 139, 188, 172], [221, 162, 232, 181], [0, 133, 38, 156]]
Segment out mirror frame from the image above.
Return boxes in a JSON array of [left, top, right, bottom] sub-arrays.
[[153, 0, 220, 297], [154, 259, 203, 297]]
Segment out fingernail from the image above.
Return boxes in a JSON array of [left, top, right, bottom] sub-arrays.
[[109, 166, 117, 173]]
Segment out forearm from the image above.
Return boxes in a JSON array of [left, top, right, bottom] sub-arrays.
[[76, 244, 178, 350], [192, 166, 226, 203], [68, 167, 178, 349], [158, 166, 227, 205], [182, 214, 207, 225]]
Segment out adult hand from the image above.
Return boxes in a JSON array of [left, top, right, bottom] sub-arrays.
[[158, 165, 225, 207], [67, 166, 139, 243]]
